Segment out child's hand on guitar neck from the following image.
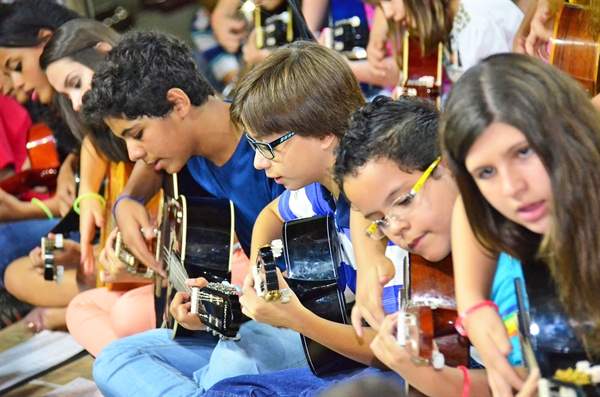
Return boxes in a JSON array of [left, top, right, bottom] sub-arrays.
[[240, 270, 305, 330], [463, 306, 526, 396], [114, 197, 166, 278], [169, 277, 210, 331], [525, 0, 562, 61], [98, 227, 152, 284], [351, 258, 395, 337]]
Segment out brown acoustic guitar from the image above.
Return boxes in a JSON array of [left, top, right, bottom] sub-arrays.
[[551, 3, 600, 95]]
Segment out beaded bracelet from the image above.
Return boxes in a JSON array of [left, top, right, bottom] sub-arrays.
[[458, 365, 470, 397], [31, 198, 54, 220], [454, 300, 499, 337], [112, 194, 144, 219], [73, 193, 107, 215]]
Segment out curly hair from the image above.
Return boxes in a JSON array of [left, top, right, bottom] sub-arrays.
[[0, 0, 78, 48], [334, 95, 440, 190], [80, 29, 215, 128]]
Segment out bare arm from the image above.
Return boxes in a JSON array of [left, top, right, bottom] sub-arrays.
[[302, 0, 329, 34], [371, 312, 492, 396], [452, 196, 525, 396], [113, 160, 166, 276], [349, 210, 394, 335], [78, 136, 110, 273], [247, 196, 285, 268]]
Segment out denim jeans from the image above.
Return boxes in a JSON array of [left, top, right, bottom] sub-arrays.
[[93, 322, 307, 397], [204, 365, 405, 397], [0, 218, 60, 287]]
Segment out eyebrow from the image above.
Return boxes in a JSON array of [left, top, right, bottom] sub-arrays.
[[469, 139, 528, 175], [64, 71, 75, 89], [363, 184, 406, 219]]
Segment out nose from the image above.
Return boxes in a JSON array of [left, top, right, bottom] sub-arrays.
[[380, 2, 395, 20], [126, 140, 146, 162], [500, 167, 525, 198], [385, 216, 410, 240], [71, 93, 83, 112], [9, 72, 25, 91], [253, 150, 271, 170]]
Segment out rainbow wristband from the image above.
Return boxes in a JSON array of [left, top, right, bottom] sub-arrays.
[[454, 300, 499, 337], [112, 194, 144, 219], [31, 198, 54, 220], [73, 193, 106, 215]]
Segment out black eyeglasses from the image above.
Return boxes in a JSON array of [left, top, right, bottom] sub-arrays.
[[245, 132, 296, 160]]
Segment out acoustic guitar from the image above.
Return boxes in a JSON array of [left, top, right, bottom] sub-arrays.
[[388, 21, 444, 104], [0, 123, 60, 196], [515, 261, 600, 396], [282, 214, 366, 377], [160, 193, 241, 340], [551, 4, 600, 95]]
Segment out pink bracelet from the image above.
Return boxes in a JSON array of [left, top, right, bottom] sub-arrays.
[[454, 300, 499, 337], [458, 365, 470, 397]]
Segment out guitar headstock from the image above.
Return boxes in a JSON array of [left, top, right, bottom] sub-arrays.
[[191, 282, 242, 340], [113, 229, 159, 279], [42, 233, 64, 284], [253, 241, 283, 301]]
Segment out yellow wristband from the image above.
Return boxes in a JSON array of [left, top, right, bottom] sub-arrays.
[[73, 193, 106, 215], [31, 198, 54, 220]]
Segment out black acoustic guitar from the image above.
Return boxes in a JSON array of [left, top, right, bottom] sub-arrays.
[[282, 214, 365, 377], [515, 261, 600, 396], [161, 194, 242, 340]]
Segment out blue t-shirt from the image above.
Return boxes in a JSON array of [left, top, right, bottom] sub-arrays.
[[278, 183, 407, 313], [185, 134, 285, 256], [491, 253, 526, 366]]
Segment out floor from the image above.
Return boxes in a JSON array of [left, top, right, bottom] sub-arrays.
[[0, 319, 95, 396]]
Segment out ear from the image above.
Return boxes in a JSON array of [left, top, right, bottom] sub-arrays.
[[166, 88, 191, 118], [320, 133, 338, 151], [37, 28, 53, 43], [94, 42, 113, 54]]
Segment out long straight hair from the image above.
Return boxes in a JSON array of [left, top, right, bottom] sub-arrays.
[[442, 53, 600, 352], [40, 19, 128, 163]]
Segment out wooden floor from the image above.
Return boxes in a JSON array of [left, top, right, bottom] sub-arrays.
[[0, 320, 95, 396]]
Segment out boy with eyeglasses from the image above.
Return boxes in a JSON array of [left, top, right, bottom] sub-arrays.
[[80, 30, 314, 397], [199, 41, 410, 396], [204, 94, 525, 396]]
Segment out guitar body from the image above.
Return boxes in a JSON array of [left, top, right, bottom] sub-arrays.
[[407, 254, 469, 368], [551, 4, 600, 95], [162, 194, 239, 339], [283, 215, 365, 377], [0, 123, 60, 196], [98, 162, 162, 291], [516, 261, 600, 395], [389, 22, 443, 103]]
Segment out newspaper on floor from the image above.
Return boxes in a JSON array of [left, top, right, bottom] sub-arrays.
[[0, 330, 85, 393]]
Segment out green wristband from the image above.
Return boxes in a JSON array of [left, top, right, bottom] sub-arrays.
[[31, 198, 54, 220], [73, 193, 107, 215]]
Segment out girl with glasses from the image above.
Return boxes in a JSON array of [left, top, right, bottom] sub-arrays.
[[442, 53, 600, 396], [334, 94, 526, 397]]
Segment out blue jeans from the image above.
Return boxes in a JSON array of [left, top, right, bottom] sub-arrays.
[[204, 365, 405, 397], [0, 218, 60, 287], [93, 322, 307, 397]]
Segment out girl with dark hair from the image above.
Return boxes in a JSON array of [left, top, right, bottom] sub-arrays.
[[442, 53, 600, 395], [0, 0, 81, 332]]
